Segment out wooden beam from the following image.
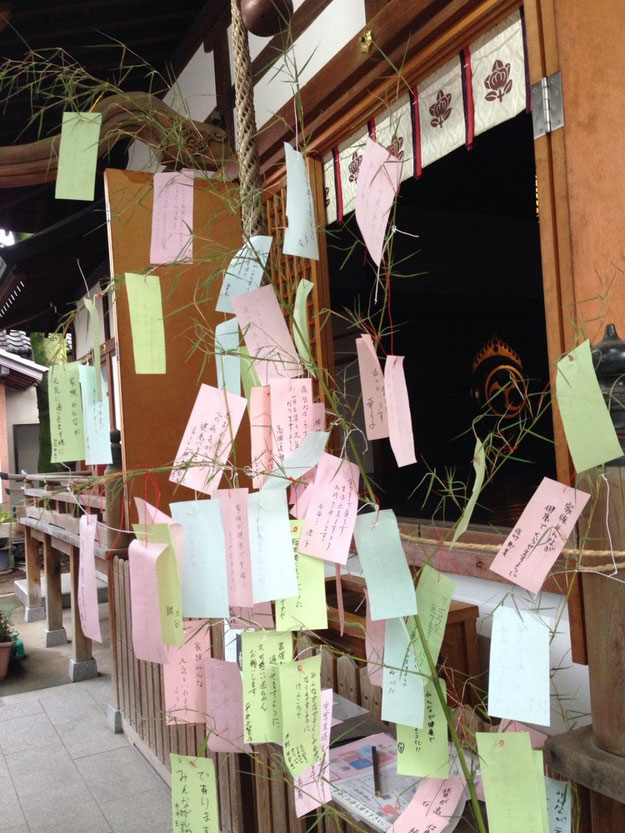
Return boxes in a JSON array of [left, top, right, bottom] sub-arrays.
[[364, 0, 390, 19], [212, 26, 235, 149], [170, 0, 230, 78], [258, 0, 520, 181], [246, 0, 333, 89]]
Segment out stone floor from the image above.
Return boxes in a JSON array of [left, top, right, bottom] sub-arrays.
[[0, 596, 112, 696], [0, 677, 172, 833]]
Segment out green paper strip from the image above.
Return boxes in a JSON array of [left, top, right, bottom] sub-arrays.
[[55, 111, 102, 202], [413, 564, 455, 675], [125, 272, 166, 374], [293, 278, 314, 366], [170, 754, 218, 833], [556, 339, 622, 472], [276, 521, 328, 631], [84, 297, 102, 400], [49, 362, 86, 463], [278, 654, 322, 778], [477, 731, 545, 833], [397, 678, 450, 778], [242, 630, 292, 743]]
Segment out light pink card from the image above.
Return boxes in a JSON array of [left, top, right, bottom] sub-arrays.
[[77, 513, 102, 643], [128, 538, 168, 664], [365, 591, 385, 686], [214, 488, 254, 608], [294, 688, 333, 816], [250, 386, 272, 488], [356, 334, 389, 440], [489, 477, 590, 594], [149, 170, 194, 265], [385, 355, 417, 468], [229, 602, 275, 630], [163, 620, 212, 725], [270, 377, 313, 462], [299, 453, 359, 565], [355, 138, 403, 266], [311, 402, 325, 432], [498, 719, 547, 748], [232, 284, 302, 384], [389, 775, 466, 833], [134, 497, 184, 574], [204, 657, 252, 753], [290, 479, 314, 519], [170, 384, 247, 495]]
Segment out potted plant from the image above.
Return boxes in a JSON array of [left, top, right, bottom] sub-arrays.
[[0, 610, 13, 680]]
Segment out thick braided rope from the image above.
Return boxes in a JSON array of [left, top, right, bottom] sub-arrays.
[[231, 0, 266, 238]]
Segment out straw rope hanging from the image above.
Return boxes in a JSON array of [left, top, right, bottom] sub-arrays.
[[231, 0, 266, 238]]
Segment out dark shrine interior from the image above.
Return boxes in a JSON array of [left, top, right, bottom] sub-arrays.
[[327, 112, 557, 530]]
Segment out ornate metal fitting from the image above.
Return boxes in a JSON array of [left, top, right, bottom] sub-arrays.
[[360, 28, 374, 54]]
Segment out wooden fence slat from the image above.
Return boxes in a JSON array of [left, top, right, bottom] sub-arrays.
[[358, 667, 382, 720], [336, 655, 360, 705]]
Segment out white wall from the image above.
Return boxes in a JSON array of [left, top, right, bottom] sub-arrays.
[[5, 386, 39, 473]]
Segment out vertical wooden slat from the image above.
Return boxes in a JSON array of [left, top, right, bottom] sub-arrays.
[[123, 562, 137, 729], [43, 534, 64, 636], [254, 747, 274, 833], [336, 655, 360, 705], [69, 544, 93, 664]]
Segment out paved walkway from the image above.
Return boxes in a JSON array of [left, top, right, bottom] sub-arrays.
[[0, 676, 172, 833]]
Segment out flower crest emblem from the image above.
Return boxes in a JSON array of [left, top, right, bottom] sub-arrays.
[[484, 59, 513, 102], [387, 135, 405, 161], [348, 150, 363, 183], [429, 90, 453, 128]]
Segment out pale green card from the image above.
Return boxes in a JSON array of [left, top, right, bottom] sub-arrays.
[[240, 346, 261, 401], [55, 112, 102, 202], [170, 754, 218, 833], [413, 564, 455, 675], [84, 297, 102, 400], [278, 654, 322, 778], [556, 339, 622, 472], [49, 362, 86, 463], [452, 437, 486, 543], [476, 732, 545, 833], [125, 272, 166, 374], [293, 278, 314, 365], [397, 678, 449, 778], [242, 630, 292, 743], [534, 750, 550, 833], [276, 521, 328, 631], [132, 523, 183, 646]]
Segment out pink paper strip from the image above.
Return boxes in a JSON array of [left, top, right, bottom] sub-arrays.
[[385, 355, 417, 467], [270, 377, 313, 463], [299, 453, 359, 565], [498, 720, 548, 748], [355, 138, 403, 267], [128, 538, 168, 664], [489, 477, 590, 594], [214, 488, 254, 607], [170, 384, 247, 495], [228, 602, 275, 630], [149, 170, 194, 265], [77, 513, 102, 643], [232, 284, 302, 384], [356, 334, 389, 440], [311, 402, 325, 432], [135, 497, 184, 574], [365, 591, 385, 686], [204, 657, 252, 753], [294, 688, 333, 816], [250, 386, 272, 488], [389, 775, 465, 833], [163, 620, 212, 725]]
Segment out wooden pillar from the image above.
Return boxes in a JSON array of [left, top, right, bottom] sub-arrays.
[[0, 383, 10, 479], [68, 543, 97, 681], [578, 467, 625, 755], [23, 525, 45, 622], [42, 533, 67, 647]]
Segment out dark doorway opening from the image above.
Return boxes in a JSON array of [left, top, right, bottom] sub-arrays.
[[328, 111, 556, 528]]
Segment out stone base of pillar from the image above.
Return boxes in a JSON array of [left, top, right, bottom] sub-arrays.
[[68, 657, 98, 682]]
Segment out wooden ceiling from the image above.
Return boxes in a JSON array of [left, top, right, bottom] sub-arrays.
[[0, 0, 229, 232]]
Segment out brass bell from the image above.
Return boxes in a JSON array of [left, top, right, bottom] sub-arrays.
[[239, 0, 294, 37]]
